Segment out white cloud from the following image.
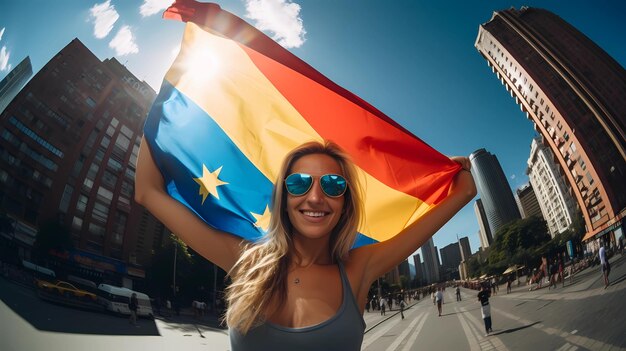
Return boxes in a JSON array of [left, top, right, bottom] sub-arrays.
[[0, 27, 5, 41], [89, 0, 120, 39], [244, 0, 306, 48], [0, 46, 10, 71], [140, 0, 174, 17], [109, 25, 139, 56], [510, 174, 516, 180]]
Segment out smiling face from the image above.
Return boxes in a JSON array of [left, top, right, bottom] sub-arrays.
[[285, 153, 346, 242]]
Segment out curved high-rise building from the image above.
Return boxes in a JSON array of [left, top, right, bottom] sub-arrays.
[[475, 7, 626, 244], [470, 148, 521, 237]]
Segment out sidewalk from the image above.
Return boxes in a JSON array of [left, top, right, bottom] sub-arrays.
[[497, 253, 626, 301]]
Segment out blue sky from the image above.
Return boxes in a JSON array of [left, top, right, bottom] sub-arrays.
[[1, 0, 625, 262]]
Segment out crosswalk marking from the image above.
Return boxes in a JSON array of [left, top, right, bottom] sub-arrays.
[[454, 306, 481, 351], [383, 312, 426, 351], [362, 312, 407, 349], [399, 312, 428, 351]]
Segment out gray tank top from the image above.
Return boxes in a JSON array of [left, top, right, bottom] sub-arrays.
[[229, 261, 365, 351]]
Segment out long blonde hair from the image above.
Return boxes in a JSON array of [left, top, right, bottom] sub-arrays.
[[225, 140, 363, 333]]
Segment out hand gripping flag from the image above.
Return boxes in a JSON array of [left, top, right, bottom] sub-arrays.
[[143, 0, 462, 247]]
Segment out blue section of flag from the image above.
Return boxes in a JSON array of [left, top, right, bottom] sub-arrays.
[[144, 81, 273, 241], [143, 81, 379, 247]]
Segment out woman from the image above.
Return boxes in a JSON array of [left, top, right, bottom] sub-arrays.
[[135, 138, 475, 350]]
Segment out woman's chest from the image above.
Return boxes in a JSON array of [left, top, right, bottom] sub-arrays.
[[268, 265, 344, 328]]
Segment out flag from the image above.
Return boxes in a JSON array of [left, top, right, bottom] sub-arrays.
[[143, 0, 461, 248]]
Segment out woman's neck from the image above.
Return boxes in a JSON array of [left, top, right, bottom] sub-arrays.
[[291, 235, 333, 267]]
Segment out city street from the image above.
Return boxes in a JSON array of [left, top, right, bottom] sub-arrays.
[[1, 254, 625, 351]]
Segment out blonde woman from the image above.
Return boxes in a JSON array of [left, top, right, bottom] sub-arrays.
[[135, 138, 475, 350]]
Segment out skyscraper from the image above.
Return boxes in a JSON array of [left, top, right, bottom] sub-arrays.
[[0, 39, 156, 285], [516, 183, 544, 220], [527, 137, 578, 237], [413, 253, 424, 286], [0, 56, 33, 114], [459, 236, 472, 262], [475, 7, 626, 243], [470, 148, 521, 237], [440, 242, 462, 271], [474, 199, 492, 249], [421, 238, 440, 284]]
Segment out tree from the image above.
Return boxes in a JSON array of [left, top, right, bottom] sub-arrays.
[[487, 217, 550, 273], [32, 219, 73, 264]]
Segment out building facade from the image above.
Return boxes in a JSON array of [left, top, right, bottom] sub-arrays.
[[420, 238, 440, 285], [475, 7, 626, 243], [459, 236, 472, 262], [474, 199, 493, 249], [527, 137, 578, 237], [470, 148, 521, 237], [412, 253, 424, 287], [0, 56, 33, 114], [0, 39, 156, 285], [516, 183, 544, 220]]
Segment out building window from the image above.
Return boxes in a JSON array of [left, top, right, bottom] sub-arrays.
[[76, 194, 88, 214], [97, 186, 113, 205], [85, 97, 97, 108], [9, 116, 64, 158], [102, 170, 118, 190], [59, 184, 73, 213], [72, 216, 83, 231], [91, 201, 110, 223]]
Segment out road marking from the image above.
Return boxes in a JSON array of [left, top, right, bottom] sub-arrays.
[[399, 312, 428, 351], [491, 306, 621, 350], [455, 306, 481, 351], [362, 311, 413, 349], [383, 312, 425, 351]]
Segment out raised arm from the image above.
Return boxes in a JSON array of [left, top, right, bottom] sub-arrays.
[[134, 137, 244, 272], [352, 157, 477, 291]]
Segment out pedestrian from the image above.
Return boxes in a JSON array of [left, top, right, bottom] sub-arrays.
[[506, 276, 512, 294], [435, 288, 443, 316], [455, 285, 461, 301], [399, 298, 406, 319], [365, 298, 370, 313], [135, 139, 476, 349], [129, 293, 139, 326], [599, 242, 610, 288], [558, 253, 565, 288], [477, 284, 492, 336], [380, 296, 386, 316], [431, 290, 436, 305]]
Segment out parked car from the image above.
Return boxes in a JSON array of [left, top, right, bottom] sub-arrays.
[[36, 279, 98, 301]]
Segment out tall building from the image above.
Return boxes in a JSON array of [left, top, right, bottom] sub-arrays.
[[440, 242, 462, 271], [0, 39, 156, 285], [384, 266, 400, 286], [398, 259, 410, 281], [475, 7, 626, 243], [459, 236, 472, 261], [0, 56, 33, 114], [516, 183, 544, 220], [421, 238, 440, 284], [474, 199, 492, 249], [412, 253, 424, 286], [527, 137, 578, 237], [470, 148, 521, 237]]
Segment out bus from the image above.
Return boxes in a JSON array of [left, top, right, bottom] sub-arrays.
[[97, 284, 154, 318]]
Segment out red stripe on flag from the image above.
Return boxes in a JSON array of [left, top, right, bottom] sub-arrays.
[[241, 46, 459, 204]]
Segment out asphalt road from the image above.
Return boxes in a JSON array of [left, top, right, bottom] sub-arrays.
[[1, 254, 624, 351]]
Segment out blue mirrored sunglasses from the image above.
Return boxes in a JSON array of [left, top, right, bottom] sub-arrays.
[[284, 173, 348, 197]]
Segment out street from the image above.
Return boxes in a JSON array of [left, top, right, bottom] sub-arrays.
[[1, 254, 625, 351]]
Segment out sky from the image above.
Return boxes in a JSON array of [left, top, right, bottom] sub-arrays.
[[1, 0, 625, 263]]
